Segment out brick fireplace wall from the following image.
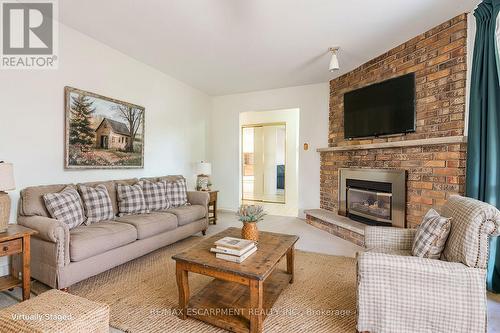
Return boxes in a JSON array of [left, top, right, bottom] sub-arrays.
[[320, 14, 468, 228]]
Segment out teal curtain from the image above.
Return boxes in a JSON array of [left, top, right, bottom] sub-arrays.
[[466, 0, 500, 293]]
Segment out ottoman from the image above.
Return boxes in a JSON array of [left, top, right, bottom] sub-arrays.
[[0, 289, 109, 332]]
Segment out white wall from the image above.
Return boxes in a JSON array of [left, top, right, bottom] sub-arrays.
[[210, 83, 330, 217], [0, 24, 211, 223]]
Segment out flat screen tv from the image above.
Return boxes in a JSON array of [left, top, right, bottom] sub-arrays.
[[343, 73, 416, 139]]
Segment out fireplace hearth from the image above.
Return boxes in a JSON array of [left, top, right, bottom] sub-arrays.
[[339, 168, 406, 228]]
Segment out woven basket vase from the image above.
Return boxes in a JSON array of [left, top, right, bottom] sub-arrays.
[[241, 222, 259, 242]]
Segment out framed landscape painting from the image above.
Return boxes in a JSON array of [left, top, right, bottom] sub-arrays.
[[64, 87, 145, 169]]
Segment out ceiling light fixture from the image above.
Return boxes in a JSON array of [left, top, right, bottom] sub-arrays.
[[329, 47, 340, 72]]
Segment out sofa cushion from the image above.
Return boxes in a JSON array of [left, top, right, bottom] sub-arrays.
[[21, 184, 72, 217], [115, 178, 139, 186], [167, 205, 205, 226], [70, 222, 137, 262], [115, 212, 178, 239], [140, 176, 159, 183], [157, 175, 184, 183]]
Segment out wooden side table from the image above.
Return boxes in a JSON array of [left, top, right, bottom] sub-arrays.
[[0, 225, 37, 301], [207, 190, 218, 225]]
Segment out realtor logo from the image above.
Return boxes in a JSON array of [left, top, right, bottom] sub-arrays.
[[0, 0, 58, 69]]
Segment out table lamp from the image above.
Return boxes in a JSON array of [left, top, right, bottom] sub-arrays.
[[196, 161, 212, 191], [0, 162, 15, 233]]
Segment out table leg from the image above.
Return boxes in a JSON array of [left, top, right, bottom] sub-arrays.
[[10, 256, 18, 280], [208, 202, 212, 224], [249, 279, 263, 333], [176, 262, 189, 319], [22, 235, 31, 301], [213, 200, 217, 224], [286, 246, 294, 284], [8, 256, 17, 292]]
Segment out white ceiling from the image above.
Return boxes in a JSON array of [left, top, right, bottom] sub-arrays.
[[59, 0, 478, 96]]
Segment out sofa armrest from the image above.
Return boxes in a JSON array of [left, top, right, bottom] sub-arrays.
[[357, 252, 487, 332], [364, 226, 416, 251], [187, 191, 209, 208], [17, 215, 70, 266]]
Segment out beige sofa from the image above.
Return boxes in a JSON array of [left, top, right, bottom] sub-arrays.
[[16, 175, 209, 289]]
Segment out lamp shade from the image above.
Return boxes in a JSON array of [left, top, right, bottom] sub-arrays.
[[329, 52, 339, 71], [329, 47, 340, 72], [196, 162, 212, 175], [0, 163, 15, 191]]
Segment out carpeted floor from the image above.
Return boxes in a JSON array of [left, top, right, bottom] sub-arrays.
[[41, 236, 357, 333]]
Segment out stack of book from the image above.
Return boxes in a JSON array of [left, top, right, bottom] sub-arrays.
[[210, 237, 257, 263]]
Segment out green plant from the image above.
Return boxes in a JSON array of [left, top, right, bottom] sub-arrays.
[[236, 204, 266, 223]]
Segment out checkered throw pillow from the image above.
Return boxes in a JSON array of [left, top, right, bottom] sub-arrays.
[[117, 183, 150, 216], [78, 184, 115, 224], [165, 179, 189, 207], [139, 180, 169, 211], [43, 187, 86, 229], [412, 209, 451, 259]]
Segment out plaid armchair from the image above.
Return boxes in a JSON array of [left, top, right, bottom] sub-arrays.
[[357, 195, 500, 333]]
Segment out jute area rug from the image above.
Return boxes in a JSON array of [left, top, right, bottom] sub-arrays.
[[41, 236, 358, 332]]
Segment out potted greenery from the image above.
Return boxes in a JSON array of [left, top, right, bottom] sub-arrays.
[[236, 204, 266, 242]]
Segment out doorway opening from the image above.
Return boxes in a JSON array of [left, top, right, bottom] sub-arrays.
[[100, 135, 109, 149], [242, 123, 286, 204], [239, 108, 299, 217]]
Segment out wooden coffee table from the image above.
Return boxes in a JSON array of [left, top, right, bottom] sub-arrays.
[[172, 227, 298, 333]]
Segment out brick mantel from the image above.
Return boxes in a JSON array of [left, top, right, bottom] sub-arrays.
[[317, 136, 467, 152], [320, 14, 468, 228]]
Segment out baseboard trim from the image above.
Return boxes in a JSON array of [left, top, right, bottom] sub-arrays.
[[217, 208, 236, 213]]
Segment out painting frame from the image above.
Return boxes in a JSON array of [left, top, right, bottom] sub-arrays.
[[64, 86, 145, 169]]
